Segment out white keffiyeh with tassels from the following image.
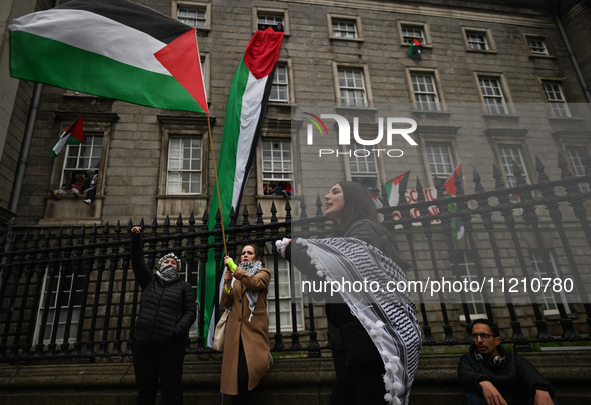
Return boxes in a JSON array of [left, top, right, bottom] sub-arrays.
[[287, 237, 422, 405]]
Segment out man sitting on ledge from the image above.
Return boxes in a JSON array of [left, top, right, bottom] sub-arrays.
[[457, 318, 559, 405]]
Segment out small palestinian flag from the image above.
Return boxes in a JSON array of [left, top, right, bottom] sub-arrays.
[[384, 171, 411, 207], [50, 114, 83, 157], [407, 38, 422, 61], [10, 0, 207, 113], [444, 163, 465, 240]]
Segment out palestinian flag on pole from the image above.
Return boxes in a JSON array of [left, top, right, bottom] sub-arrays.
[[444, 163, 465, 240], [407, 38, 422, 61], [50, 114, 83, 157], [384, 171, 411, 207], [9, 0, 208, 113], [204, 28, 284, 346]]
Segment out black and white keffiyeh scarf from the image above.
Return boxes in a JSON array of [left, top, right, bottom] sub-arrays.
[[239, 260, 263, 322], [297, 237, 422, 405]]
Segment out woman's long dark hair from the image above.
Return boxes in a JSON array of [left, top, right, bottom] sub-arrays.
[[331, 181, 411, 270]]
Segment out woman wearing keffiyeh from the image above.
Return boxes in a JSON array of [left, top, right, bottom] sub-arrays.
[[278, 181, 422, 405], [130, 226, 196, 405], [220, 245, 272, 404]]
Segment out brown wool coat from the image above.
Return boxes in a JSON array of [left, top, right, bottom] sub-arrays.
[[220, 266, 271, 395]]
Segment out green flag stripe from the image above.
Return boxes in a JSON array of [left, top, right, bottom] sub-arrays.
[[10, 31, 205, 113], [200, 57, 250, 342]]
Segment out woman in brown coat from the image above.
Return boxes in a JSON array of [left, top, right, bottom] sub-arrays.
[[221, 245, 271, 404]]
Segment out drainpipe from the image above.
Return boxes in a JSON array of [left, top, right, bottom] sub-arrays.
[[7, 0, 61, 219], [552, 6, 591, 103]]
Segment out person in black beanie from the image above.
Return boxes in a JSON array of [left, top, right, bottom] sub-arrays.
[[130, 226, 196, 405]]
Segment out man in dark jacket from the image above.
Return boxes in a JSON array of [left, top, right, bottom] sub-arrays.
[[130, 226, 197, 405], [457, 319, 559, 405]]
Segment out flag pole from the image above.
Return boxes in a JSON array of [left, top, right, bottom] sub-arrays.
[[207, 114, 227, 257]]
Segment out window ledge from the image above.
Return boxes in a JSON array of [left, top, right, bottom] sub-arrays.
[[401, 43, 433, 49], [268, 102, 292, 107], [335, 106, 378, 113], [466, 49, 497, 54], [157, 194, 208, 199], [410, 109, 450, 117], [528, 54, 557, 60], [548, 116, 583, 123], [330, 36, 364, 43]]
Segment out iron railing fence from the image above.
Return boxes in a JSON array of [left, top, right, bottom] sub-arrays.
[[0, 154, 590, 362]]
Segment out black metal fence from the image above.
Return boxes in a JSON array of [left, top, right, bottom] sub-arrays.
[[1, 154, 590, 363]]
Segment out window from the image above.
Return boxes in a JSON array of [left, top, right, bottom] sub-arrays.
[[332, 19, 357, 38], [401, 25, 425, 44], [267, 257, 304, 332], [33, 268, 84, 344], [269, 63, 289, 103], [349, 142, 380, 192], [528, 38, 548, 55], [253, 8, 290, 35], [456, 253, 486, 320], [60, 134, 102, 189], [338, 68, 368, 107], [258, 13, 283, 27], [466, 32, 488, 50], [463, 28, 495, 52], [177, 6, 206, 28], [566, 147, 590, 193], [543, 82, 571, 117], [176, 261, 199, 335], [426, 144, 454, 181], [166, 137, 202, 195], [479, 78, 508, 115], [498, 146, 529, 187], [530, 251, 569, 315], [411, 74, 440, 111], [172, 2, 210, 31], [262, 140, 293, 195]]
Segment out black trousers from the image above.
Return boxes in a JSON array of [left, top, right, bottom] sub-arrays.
[[231, 337, 250, 405], [132, 339, 187, 405], [328, 359, 388, 405]]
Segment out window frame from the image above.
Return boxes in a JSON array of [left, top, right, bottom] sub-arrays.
[[165, 136, 204, 196], [333, 62, 373, 108], [529, 250, 570, 316], [260, 138, 294, 194], [267, 256, 305, 333], [474, 73, 515, 115], [538, 78, 571, 118], [347, 141, 381, 193], [252, 7, 290, 35], [171, 1, 211, 31], [524, 34, 554, 58], [406, 68, 445, 112], [564, 145, 591, 193], [462, 27, 496, 53], [268, 59, 295, 105], [456, 252, 487, 322], [396, 21, 433, 48], [425, 143, 455, 181], [327, 14, 363, 42], [497, 145, 530, 188]]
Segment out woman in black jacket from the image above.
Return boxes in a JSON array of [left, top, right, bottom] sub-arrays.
[[279, 181, 421, 405], [130, 226, 197, 405]]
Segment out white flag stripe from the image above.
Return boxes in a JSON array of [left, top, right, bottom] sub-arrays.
[[231, 71, 267, 209], [51, 133, 70, 156], [10, 9, 170, 75]]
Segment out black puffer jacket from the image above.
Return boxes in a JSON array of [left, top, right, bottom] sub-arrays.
[[457, 345, 555, 405], [288, 219, 400, 364], [131, 233, 196, 346]]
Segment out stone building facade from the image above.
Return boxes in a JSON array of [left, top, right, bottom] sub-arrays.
[[2, 0, 591, 346]]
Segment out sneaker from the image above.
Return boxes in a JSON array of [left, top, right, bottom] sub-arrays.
[[83, 199, 92, 205]]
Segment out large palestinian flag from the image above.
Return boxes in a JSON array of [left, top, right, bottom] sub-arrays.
[[204, 28, 284, 346], [9, 0, 207, 113]]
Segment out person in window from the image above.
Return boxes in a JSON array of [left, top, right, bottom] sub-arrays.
[[83, 168, 98, 205], [276, 181, 421, 405], [130, 226, 197, 405], [263, 181, 278, 195], [220, 245, 272, 404], [52, 173, 85, 196], [457, 318, 559, 405], [278, 181, 292, 197]]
